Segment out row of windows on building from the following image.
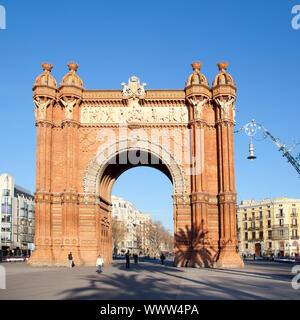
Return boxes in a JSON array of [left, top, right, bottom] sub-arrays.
[[243, 218, 298, 230], [243, 208, 297, 220], [243, 229, 298, 241]]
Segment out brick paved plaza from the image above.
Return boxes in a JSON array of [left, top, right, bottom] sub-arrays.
[[0, 260, 299, 300]]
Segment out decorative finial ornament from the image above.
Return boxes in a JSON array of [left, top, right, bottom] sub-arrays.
[[186, 61, 208, 86], [191, 61, 202, 71], [68, 62, 79, 72], [61, 62, 83, 87], [42, 63, 53, 73], [34, 62, 57, 87], [217, 61, 228, 72], [212, 61, 235, 86]]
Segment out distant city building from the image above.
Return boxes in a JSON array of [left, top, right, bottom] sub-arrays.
[[237, 198, 300, 257], [0, 174, 35, 256], [111, 196, 151, 254]]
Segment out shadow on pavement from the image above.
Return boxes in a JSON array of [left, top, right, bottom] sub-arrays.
[[57, 260, 292, 300]]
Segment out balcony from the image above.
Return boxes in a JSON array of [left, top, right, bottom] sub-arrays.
[[291, 224, 298, 228], [256, 216, 263, 220], [291, 213, 298, 217], [248, 237, 264, 242], [248, 217, 256, 221], [275, 213, 285, 218], [291, 236, 299, 240], [272, 224, 288, 229]]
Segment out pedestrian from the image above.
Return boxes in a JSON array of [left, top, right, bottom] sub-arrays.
[[68, 252, 73, 268], [253, 253, 256, 261], [134, 253, 138, 264], [96, 254, 104, 273], [125, 250, 130, 269], [160, 253, 166, 265]]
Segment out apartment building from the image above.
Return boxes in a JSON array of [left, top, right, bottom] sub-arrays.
[[237, 198, 300, 257], [0, 173, 35, 256]]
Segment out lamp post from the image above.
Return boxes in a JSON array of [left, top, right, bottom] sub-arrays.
[[235, 119, 300, 176]]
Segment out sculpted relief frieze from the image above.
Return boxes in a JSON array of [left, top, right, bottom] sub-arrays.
[[80, 105, 188, 124]]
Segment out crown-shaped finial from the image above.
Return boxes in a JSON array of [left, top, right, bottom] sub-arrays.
[[42, 63, 53, 72], [68, 62, 79, 72], [217, 61, 228, 72], [191, 61, 202, 71]]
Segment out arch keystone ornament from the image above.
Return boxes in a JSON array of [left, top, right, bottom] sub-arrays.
[[28, 61, 244, 268]]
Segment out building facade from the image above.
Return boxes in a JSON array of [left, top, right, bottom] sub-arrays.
[[111, 196, 151, 254], [0, 174, 35, 256], [237, 198, 300, 257]]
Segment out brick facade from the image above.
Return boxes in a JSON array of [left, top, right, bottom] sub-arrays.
[[28, 62, 244, 268]]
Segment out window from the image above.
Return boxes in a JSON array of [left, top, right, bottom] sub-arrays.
[[244, 222, 247, 229], [2, 189, 9, 196], [268, 230, 272, 239], [252, 232, 256, 239], [279, 219, 284, 226], [252, 212, 255, 219], [267, 210, 271, 218], [251, 222, 255, 229], [292, 229, 298, 237], [259, 211, 263, 218], [292, 208, 297, 216], [268, 242, 272, 249], [279, 209, 283, 216], [259, 231, 263, 239], [244, 232, 248, 240], [267, 220, 271, 228], [260, 221, 263, 228], [244, 213, 247, 220], [245, 243, 248, 249], [292, 219, 297, 226]]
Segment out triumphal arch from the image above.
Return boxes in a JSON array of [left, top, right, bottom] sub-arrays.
[[28, 61, 244, 268]]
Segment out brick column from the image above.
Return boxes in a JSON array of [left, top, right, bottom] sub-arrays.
[[58, 119, 83, 266], [28, 110, 54, 265], [213, 90, 244, 268]]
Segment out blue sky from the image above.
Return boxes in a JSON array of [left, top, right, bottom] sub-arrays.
[[0, 1, 300, 233]]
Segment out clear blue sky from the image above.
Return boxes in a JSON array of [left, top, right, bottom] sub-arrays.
[[0, 1, 300, 233]]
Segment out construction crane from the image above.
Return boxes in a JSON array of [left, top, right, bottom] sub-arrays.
[[234, 119, 300, 177]]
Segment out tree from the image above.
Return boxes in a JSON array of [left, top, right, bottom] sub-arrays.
[[111, 217, 126, 254]]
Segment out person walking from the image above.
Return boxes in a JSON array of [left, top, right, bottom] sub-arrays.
[[160, 253, 166, 265], [134, 253, 138, 265], [68, 252, 73, 268], [96, 254, 104, 273], [125, 250, 130, 269]]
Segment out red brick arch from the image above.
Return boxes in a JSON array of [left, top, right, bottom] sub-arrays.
[[28, 63, 244, 268]]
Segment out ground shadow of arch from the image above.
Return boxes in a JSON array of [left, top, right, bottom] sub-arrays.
[[174, 220, 219, 268]]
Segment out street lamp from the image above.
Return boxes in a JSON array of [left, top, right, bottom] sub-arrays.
[[235, 119, 300, 177]]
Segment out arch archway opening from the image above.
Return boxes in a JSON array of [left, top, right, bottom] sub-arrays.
[[110, 165, 174, 258], [98, 150, 173, 203], [96, 149, 177, 264]]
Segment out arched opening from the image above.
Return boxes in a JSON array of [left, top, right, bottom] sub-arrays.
[[98, 150, 175, 258], [110, 166, 174, 258], [82, 137, 191, 267], [99, 150, 173, 202]]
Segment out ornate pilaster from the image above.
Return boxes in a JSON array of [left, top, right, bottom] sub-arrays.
[[212, 62, 244, 268], [173, 193, 192, 267], [185, 62, 215, 267]]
